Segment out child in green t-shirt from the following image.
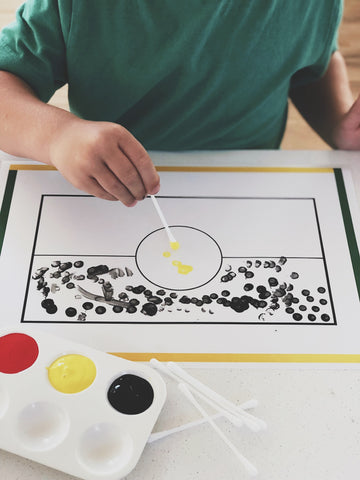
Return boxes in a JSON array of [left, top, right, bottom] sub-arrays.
[[0, 0, 359, 206]]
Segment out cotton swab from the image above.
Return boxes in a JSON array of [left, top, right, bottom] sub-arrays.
[[149, 359, 244, 428], [167, 362, 266, 432], [148, 412, 224, 443], [178, 383, 258, 477], [150, 195, 178, 247], [150, 358, 264, 432], [148, 399, 259, 443]]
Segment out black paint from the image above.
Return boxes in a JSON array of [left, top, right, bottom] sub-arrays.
[[107, 374, 154, 415]]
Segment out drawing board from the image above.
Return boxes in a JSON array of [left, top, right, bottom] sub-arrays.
[[0, 160, 360, 363]]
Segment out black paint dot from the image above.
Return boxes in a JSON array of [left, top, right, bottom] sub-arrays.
[[321, 314, 330, 322], [127, 306, 137, 313], [202, 295, 212, 304], [95, 306, 106, 315], [285, 307, 294, 314], [244, 283, 254, 291], [112, 305, 123, 313], [299, 305, 307, 311], [290, 272, 299, 279], [210, 293, 218, 299], [66, 282, 75, 289], [306, 296, 314, 302], [65, 307, 77, 317], [107, 374, 154, 415], [245, 271, 254, 278], [268, 277, 278, 287], [319, 299, 328, 305], [41, 298, 54, 309], [293, 313, 303, 321], [238, 267, 247, 273], [156, 289, 166, 296], [317, 287, 326, 294], [301, 289, 310, 296], [308, 314, 316, 321], [82, 302, 93, 310], [312, 305, 320, 312], [74, 261, 84, 268], [148, 296, 162, 304], [132, 285, 146, 294], [141, 303, 158, 316], [221, 290, 230, 297], [129, 298, 140, 306], [46, 304, 58, 314]]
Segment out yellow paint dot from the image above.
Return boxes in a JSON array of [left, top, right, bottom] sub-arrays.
[[172, 260, 193, 275], [170, 241, 180, 250], [47, 354, 96, 394], [163, 251, 171, 257]]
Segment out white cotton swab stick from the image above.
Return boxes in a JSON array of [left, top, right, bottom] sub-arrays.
[[167, 361, 266, 432], [178, 383, 258, 477], [149, 359, 243, 427], [148, 412, 224, 443], [150, 359, 261, 431], [150, 195, 177, 245], [148, 398, 259, 444]]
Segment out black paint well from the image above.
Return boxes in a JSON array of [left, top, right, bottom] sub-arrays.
[[107, 374, 154, 415]]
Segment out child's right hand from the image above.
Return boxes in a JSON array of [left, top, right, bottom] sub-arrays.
[[48, 119, 160, 206]]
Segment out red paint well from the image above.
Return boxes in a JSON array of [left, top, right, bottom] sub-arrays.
[[0, 333, 39, 374]]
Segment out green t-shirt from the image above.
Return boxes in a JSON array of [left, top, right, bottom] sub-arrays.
[[0, 0, 342, 150]]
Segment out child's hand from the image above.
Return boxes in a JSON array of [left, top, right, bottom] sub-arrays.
[[333, 95, 360, 150], [49, 119, 160, 206]]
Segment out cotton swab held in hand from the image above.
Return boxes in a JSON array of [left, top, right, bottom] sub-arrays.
[[178, 383, 258, 477], [150, 195, 179, 248]]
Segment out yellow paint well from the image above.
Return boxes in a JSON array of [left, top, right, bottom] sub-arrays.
[[47, 354, 96, 394]]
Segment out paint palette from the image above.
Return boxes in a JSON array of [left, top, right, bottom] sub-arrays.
[[0, 327, 167, 480]]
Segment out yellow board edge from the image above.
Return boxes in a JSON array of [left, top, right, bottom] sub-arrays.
[[9, 164, 334, 173], [109, 352, 360, 363]]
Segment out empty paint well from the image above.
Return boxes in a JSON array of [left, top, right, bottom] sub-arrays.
[[77, 423, 134, 475], [17, 401, 70, 451]]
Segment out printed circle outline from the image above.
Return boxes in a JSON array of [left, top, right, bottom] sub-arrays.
[[135, 225, 223, 291]]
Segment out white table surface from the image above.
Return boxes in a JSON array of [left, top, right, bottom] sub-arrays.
[[1, 149, 360, 480]]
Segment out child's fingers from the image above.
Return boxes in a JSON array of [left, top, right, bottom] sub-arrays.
[[78, 176, 119, 202], [103, 151, 147, 202], [116, 128, 160, 194]]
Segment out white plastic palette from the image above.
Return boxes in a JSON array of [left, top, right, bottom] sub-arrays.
[[0, 327, 167, 480]]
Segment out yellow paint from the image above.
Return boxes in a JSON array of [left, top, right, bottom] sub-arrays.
[[163, 251, 171, 257], [172, 260, 193, 275], [170, 241, 180, 250], [47, 354, 96, 394]]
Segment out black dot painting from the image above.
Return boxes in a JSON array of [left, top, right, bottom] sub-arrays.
[[30, 255, 333, 325]]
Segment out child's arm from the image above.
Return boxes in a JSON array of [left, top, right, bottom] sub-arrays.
[[0, 71, 160, 206], [290, 50, 360, 150]]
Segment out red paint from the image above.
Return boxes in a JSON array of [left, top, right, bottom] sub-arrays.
[[0, 333, 39, 374]]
